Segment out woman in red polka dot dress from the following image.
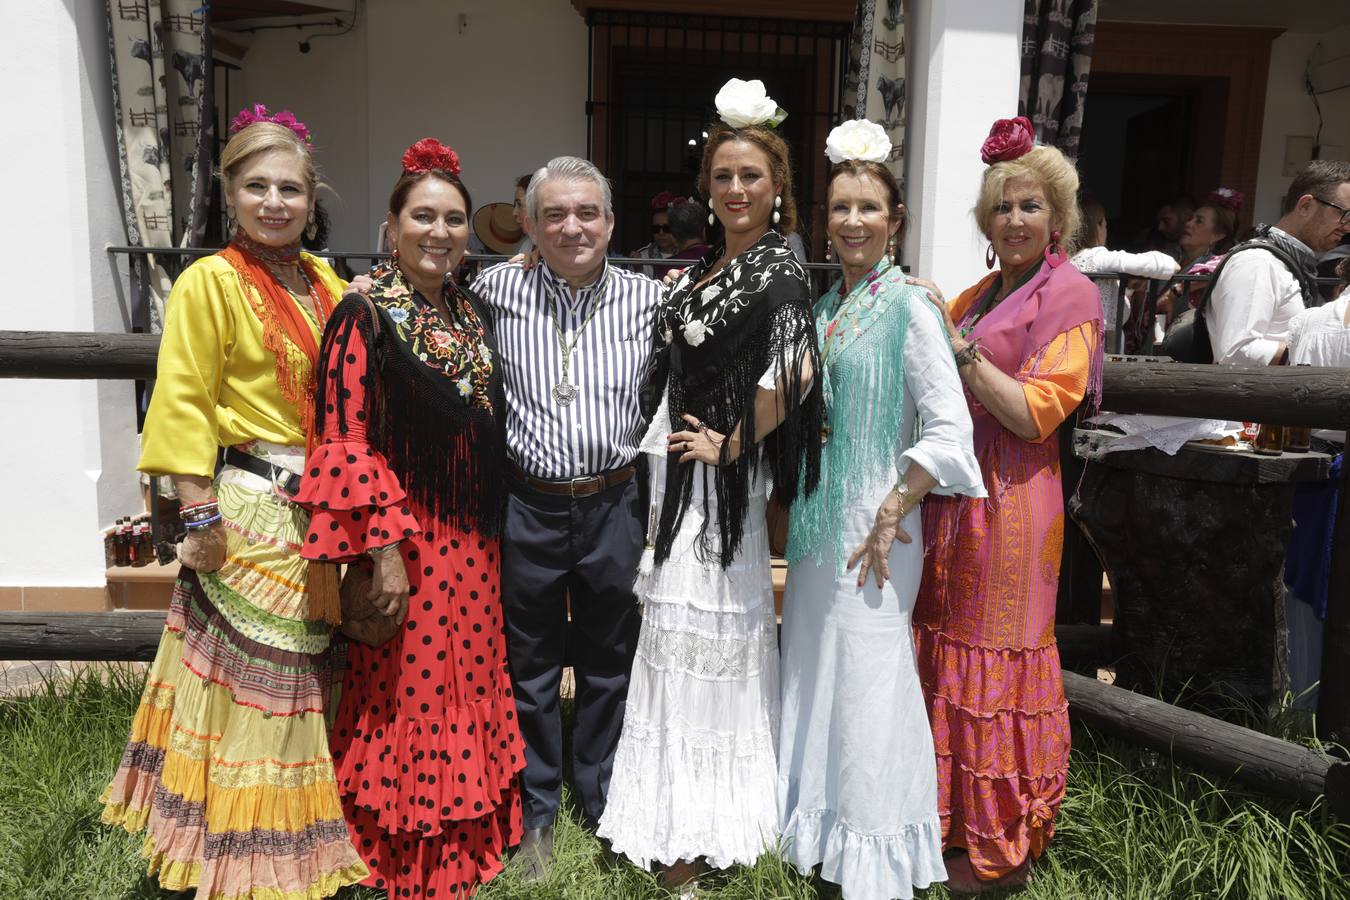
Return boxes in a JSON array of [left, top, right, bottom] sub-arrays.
[[295, 138, 523, 898]]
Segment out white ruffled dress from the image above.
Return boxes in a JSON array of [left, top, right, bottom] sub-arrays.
[[596, 383, 782, 871], [777, 296, 984, 900]]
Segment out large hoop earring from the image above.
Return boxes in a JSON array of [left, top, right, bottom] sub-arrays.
[[985, 243, 996, 269], [1044, 229, 1067, 268]]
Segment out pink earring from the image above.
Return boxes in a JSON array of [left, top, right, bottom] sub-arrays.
[[1043, 229, 1067, 267]]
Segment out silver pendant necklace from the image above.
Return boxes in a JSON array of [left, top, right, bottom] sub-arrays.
[[545, 267, 611, 406]]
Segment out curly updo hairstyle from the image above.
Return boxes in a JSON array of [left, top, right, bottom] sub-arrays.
[[973, 145, 1082, 257]]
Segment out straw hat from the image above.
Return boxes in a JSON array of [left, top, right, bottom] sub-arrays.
[[473, 202, 524, 254]]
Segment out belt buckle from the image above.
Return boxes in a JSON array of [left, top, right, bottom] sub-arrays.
[[568, 474, 598, 498]]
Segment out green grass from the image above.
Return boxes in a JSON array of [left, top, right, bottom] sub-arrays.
[[0, 667, 1346, 900]]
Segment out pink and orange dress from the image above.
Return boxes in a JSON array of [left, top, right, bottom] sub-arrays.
[[913, 258, 1102, 881]]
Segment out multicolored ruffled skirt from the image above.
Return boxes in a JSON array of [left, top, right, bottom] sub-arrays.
[[101, 468, 367, 899]]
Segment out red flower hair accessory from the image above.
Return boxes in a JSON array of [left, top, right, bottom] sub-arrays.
[[650, 190, 688, 211], [1206, 187, 1244, 211], [402, 138, 461, 176], [980, 116, 1035, 165], [229, 104, 312, 145]]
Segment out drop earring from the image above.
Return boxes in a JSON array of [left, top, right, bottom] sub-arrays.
[[708, 209, 716, 226], [985, 243, 996, 269], [888, 236, 896, 263], [226, 207, 237, 235], [305, 212, 317, 241], [772, 194, 782, 226], [824, 238, 833, 262], [390, 247, 400, 268]]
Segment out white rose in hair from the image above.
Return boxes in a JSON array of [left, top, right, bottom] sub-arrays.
[[715, 78, 785, 129], [683, 319, 709, 347], [825, 119, 892, 165]]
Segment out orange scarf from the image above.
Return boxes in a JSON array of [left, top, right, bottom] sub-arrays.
[[219, 242, 342, 624], [218, 243, 337, 449]]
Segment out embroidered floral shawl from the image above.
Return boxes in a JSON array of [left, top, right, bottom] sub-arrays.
[[653, 230, 823, 568], [315, 264, 504, 535]]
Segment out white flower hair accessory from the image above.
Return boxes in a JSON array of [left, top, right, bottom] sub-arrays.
[[825, 119, 892, 165], [714, 78, 787, 129]]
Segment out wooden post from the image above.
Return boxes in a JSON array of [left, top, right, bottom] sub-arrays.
[[1063, 670, 1348, 816], [0, 331, 158, 379], [1317, 456, 1350, 749], [0, 612, 165, 661]]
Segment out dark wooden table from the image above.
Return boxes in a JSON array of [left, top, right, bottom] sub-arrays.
[[1071, 428, 1333, 713]]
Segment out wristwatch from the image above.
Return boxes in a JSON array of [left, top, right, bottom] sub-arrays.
[[891, 480, 914, 516]]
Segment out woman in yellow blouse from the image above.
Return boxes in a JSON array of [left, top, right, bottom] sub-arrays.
[[101, 107, 367, 899]]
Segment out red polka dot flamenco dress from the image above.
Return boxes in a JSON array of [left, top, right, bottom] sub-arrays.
[[296, 269, 523, 899]]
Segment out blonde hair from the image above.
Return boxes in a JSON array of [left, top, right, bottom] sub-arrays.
[[218, 122, 318, 198], [698, 123, 798, 236], [973, 145, 1081, 256]]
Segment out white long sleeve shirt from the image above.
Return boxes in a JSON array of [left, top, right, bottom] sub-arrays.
[[1206, 227, 1310, 366], [1072, 246, 1180, 330]]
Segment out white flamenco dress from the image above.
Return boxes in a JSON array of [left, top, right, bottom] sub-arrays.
[[596, 379, 783, 871]]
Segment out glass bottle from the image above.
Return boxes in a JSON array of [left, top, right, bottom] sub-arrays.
[[1254, 424, 1285, 456]]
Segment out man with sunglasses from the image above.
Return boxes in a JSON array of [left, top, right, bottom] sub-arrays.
[[627, 189, 682, 277], [1207, 160, 1350, 366]]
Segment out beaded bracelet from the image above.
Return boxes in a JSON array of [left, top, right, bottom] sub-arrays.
[[181, 502, 220, 522], [182, 513, 222, 530]]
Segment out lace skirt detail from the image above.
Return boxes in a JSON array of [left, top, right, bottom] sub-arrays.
[[597, 480, 780, 870]]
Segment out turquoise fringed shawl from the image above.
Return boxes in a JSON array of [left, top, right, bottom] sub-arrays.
[[786, 258, 940, 570]]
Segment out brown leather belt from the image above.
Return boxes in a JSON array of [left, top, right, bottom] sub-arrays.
[[508, 460, 635, 498]]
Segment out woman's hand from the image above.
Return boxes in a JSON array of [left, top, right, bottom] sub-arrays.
[[908, 276, 961, 344], [346, 274, 375, 296], [509, 247, 543, 271], [663, 266, 688, 286], [368, 548, 410, 624], [669, 413, 736, 466], [846, 490, 913, 588], [177, 524, 227, 573]]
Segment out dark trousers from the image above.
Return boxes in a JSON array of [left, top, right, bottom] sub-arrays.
[[501, 473, 643, 829]]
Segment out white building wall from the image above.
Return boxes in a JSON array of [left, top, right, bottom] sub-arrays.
[[904, 0, 1024, 295], [1255, 25, 1350, 225], [238, 0, 589, 253], [0, 2, 140, 590]]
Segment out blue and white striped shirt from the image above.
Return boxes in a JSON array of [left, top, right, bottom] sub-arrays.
[[473, 259, 662, 479]]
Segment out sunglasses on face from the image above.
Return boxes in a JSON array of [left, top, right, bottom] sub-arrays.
[[652, 224, 672, 234]]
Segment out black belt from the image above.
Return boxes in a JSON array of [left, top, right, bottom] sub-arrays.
[[508, 460, 635, 498], [223, 447, 303, 497]]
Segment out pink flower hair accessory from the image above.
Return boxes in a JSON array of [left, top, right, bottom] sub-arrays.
[[401, 138, 461, 176], [980, 116, 1035, 165], [1206, 187, 1244, 211], [229, 103, 312, 145]]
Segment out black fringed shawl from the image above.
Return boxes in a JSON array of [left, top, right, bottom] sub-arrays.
[[314, 265, 506, 537], [653, 230, 823, 568]]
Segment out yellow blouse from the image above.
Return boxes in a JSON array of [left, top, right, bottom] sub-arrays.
[[138, 253, 347, 478]]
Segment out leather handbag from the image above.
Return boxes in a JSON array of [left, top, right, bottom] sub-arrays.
[[339, 562, 400, 646]]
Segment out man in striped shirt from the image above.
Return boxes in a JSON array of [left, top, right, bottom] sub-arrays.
[[473, 156, 662, 877]]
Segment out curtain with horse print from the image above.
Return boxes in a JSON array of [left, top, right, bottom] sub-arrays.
[[1019, 0, 1097, 162], [842, 0, 906, 190], [106, 0, 214, 332]]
